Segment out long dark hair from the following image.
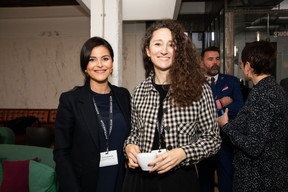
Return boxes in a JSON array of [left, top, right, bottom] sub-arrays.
[[80, 36, 114, 84], [142, 20, 205, 107]]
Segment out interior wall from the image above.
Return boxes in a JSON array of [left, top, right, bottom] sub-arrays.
[[122, 22, 146, 92], [0, 6, 145, 109], [0, 6, 89, 109], [234, 31, 288, 87]]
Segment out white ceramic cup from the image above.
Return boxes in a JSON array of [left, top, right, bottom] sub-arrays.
[[136, 152, 157, 171]]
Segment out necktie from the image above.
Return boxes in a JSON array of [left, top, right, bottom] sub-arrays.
[[210, 77, 216, 94], [210, 77, 215, 88]]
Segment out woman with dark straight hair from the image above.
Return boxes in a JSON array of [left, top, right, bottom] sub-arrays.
[[54, 36, 131, 192]]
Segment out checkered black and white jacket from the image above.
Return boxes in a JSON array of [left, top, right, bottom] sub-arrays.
[[125, 74, 221, 168]]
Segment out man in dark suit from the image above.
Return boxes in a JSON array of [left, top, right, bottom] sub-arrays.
[[197, 46, 244, 192]]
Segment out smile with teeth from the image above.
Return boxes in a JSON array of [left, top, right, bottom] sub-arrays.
[[158, 56, 170, 60], [94, 69, 107, 73]]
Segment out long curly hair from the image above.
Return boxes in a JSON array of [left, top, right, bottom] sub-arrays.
[[142, 20, 205, 107]]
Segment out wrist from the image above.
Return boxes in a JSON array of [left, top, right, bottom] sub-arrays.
[[219, 99, 224, 108], [177, 148, 187, 161], [216, 100, 223, 110]]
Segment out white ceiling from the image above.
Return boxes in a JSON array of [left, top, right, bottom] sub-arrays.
[[123, 0, 181, 20], [76, 0, 205, 21]]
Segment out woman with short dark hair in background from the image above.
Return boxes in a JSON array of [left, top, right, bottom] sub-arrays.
[[122, 20, 221, 192], [219, 40, 288, 192], [53, 36, 131, 192]]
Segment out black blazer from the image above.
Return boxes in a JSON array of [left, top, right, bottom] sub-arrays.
[[53, 82, 131, 192]]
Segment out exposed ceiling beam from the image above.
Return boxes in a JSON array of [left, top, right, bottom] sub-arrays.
[[76, 0, 89, 13], [179, 2, 205, 14]]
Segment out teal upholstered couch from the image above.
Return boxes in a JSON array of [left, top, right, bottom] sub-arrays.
[[0, 127, 15, 144], [0, 109, 57, 145], [0, 144, 58, 191]]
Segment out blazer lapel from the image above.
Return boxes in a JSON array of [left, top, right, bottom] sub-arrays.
[[78, 85, 100, 150], [110, 84, 131, 135], [215, 74, 224, 99]]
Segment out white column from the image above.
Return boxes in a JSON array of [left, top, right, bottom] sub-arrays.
[[91, 0, 122, 86]]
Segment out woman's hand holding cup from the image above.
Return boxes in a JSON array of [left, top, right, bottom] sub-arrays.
[[136, 153, 157, 171], [125, 144, 140, 169], [149, 148, 186, 174]]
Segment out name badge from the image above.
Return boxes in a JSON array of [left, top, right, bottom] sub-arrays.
[[152, 148, 167, 155], [152, 149, 167, 164], [99, 150, 118, 167]]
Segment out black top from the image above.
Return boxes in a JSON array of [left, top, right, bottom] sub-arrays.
[[93, 92, 127, 192], [152, 83, 169, 150], [54, 82, 131, 192]]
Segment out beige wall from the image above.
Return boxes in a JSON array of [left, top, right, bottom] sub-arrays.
[[122, 22, 146, 92], [0, 6, 145, 109]]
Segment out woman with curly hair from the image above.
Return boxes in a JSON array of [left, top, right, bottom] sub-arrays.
[[122, 20, 221, 192]]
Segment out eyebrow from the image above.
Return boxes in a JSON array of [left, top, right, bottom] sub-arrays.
[[151, 39, 163, 42], [89, 55, 111, 58], [151, 39, 173, 42]]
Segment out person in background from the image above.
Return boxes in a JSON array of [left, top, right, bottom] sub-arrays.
[[122, 20, 221, 192], [239, 79, 251, 102], [53, 36, 131, 192], [218, 40, 288, 192], [197, 46, 244, 192]]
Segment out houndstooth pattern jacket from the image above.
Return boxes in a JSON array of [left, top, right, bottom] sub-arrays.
[[125, 74, 221, 168]]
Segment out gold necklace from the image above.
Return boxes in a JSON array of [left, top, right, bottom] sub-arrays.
[[155, 75, 168, 85]]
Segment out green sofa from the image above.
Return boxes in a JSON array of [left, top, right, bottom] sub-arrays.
[[0, 144, 58, 192], [0, 127, 15, 144]]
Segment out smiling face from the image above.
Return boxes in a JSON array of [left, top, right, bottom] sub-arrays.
[[145, 28, 175, 74], [202, 50, 220, 77], [86, 46, 113, 86]]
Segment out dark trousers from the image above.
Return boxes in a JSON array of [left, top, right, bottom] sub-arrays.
[[197, 156, 217, 192], [217, 143, 234, 192], [197, 142, 234, 192]]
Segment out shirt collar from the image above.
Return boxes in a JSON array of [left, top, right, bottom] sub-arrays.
[[206, 74, 219, 84]]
